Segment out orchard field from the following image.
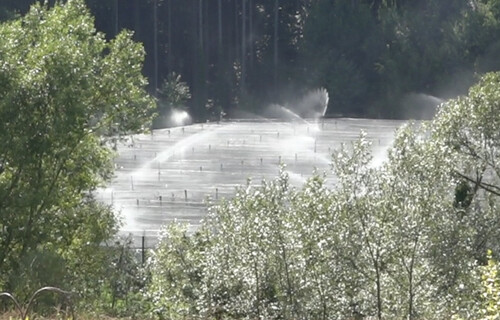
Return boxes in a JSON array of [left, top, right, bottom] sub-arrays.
[[99, 118, 405, 244]]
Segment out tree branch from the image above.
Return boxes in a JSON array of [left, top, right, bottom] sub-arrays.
[[453, 170, 500, 197]]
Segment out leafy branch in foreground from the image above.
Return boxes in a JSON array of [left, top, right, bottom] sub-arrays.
[[0, 0, 155, 309]]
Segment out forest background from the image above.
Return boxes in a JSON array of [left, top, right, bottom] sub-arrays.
[[3, 0, 500, 121]]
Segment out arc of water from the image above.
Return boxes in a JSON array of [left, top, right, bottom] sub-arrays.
[[131, 125, 227, 178]]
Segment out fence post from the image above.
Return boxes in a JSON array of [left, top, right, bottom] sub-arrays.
[[141, 235, 146, 265]]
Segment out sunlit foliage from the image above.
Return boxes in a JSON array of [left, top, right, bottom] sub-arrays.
[[0, 0, 155, 305], [149, 72, 500, 319]]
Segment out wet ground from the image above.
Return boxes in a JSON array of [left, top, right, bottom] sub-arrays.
[[97, 118, 406, 246]]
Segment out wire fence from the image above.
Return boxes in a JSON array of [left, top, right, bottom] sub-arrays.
[[107, 233, 161, 265]]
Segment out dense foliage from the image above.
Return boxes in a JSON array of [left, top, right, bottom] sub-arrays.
[[0, 0, 155, 311], [3, 1, 500, 319], [146, 72, 500, 319], [2, 0, 500, 120]]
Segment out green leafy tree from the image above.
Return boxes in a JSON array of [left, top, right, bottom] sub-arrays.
[[147, 134, 473, 319], [147, 131, 484, 319], [0, 0, 155, 297], [431, 72, 500, 261], [454, 251, 500, 320], [147, 223, 206, 319], [147, 72, 500, 319], [300, 0, 383, 115], [459, 0, 500, 73], [480, 251, 500, 319], [157, 72, 191, 109], [328, 128, 477, 319], [154, 72, 191, 128]]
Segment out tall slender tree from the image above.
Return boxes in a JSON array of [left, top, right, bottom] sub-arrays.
[[153, 0, 159, 92], [273, 0, 279, 91], [249, 0, 254, 70], [218, 0, 222, 50], [167, 0, 172, 73], [114, 0, 118, 36], [199, 0, 203, 50], [241, 0, 247, 92]]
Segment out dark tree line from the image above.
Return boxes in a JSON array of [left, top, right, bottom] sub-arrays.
[[2, 0, 500, 122]]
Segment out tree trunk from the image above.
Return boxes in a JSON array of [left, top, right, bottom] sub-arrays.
[[204, 0, 209, 67], [407, 235, 420, 320], [249, 0, 254, 69], [153, 0, 158, 92], [273, 0, 279, 92], [234, 0, 240, 63], [199, 0, 203, 50], [193, 0, 207, 119], [218, 0, 222, 50], [375, 260, 382, 320], [133, 0, 141, 37], [167, 0, 173, 73], [114, 0, 119, 36], [371, 0, 382, 14], [241, 0, 247, 92]]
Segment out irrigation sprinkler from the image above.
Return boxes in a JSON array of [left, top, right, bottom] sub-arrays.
[[159, 195, 162, 206], [184, 190, 188, 201], [279, 155, 282, 163], [215, 188, 219, 200], [136, 199, 139, 206], [260, 158, 263, 165]]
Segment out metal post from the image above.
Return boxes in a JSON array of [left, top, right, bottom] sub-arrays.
[[141, 235, 146, 265]]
